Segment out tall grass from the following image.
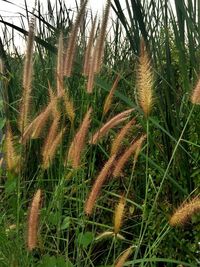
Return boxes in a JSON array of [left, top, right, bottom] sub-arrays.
[[0, 0, 199, 266]]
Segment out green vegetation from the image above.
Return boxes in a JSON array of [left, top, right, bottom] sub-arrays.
[[0, 0, 199, 266]]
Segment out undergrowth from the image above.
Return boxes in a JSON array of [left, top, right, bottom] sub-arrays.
[[0, 0, 199, 266]]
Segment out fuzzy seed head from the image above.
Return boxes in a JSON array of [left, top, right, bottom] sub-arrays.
[[103, 74, 120, 116], [137, 39, 154, 117], [5, 123, 19, 173], [67, 107, 92, 168], [84, 154, 116, 215], [111, 118, 136, 156], [115, 247, 133, 267], [191, 78, 200, 104], [169, 196, 200, 227], [27, 189, 42, 251], [114, 195, 126, 234], [113, 134, 146, 177], [90, 108, 134, 145]]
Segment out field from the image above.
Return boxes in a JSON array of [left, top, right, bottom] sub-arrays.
[[0, 0, 200, 266]]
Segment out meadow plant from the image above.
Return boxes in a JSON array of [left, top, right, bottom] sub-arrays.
[[0, 0, 199, 266]]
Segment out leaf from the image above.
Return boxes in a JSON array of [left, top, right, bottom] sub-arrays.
[[5, 178, 16, 195], [60, 216, 71, 230], [77, 231, 94, 249], [38, 256, 73, 267], [0, 118, 5, 129]]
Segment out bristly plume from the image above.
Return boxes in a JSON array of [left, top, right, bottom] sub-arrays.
[[86, 48, 97, 93], [42, 128, 65, 169], [22, 100, 55, 143], [27, 189, 42, 251], [4, 122, 19, 173], [103, 74, 120, 116], [56, 32, 64, 97], [64, 0, 88, 77], [111, 118, 136, 156], [191, 78, 200, 104], [137, 38, 154, 117], [83, 15, 97, 76], [169, 196, 200, 227], [89, 108, 134, 145], [19, 17, 35, 132], [84, 154, 116, 215], [66, 107, 92, 168], [42, 113, 60, 169], [94, 0, 111, 73], [63, 88, 75, 123], [113, 134, 146, 177], [114, 195, 126, 234], [114, 247, 133, 267]]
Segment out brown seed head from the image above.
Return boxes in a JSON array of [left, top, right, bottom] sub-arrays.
[[19, 17, 35, 132], [113, 134, 146, 177], [111, 118, 136, 156], [103, 74, 120, 116], [169, 196, 200, 227], [64, 0, 88, 77], [115, 246, 133, 267], [191, 78, 200, 104], [67, 107, 92, 168], [90, 108, 134, 144], [114, 195, 126, 234], [84, 154, 116, 215], [137, 38, 154, 117], [27, 189, 42, 251]]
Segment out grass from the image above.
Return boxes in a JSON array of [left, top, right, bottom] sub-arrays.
[[0, 0, 200, 266]]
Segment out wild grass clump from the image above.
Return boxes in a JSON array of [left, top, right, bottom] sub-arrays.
[[0, 0, 199, 266]]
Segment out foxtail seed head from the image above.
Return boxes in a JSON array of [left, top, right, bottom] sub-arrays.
[[84, 154, 116, 215], [19, 16, 35, 132], [137, 38, 154, 117], [67, 107, 92, 168], [27, 189, 42, 251], [114, 195, 126, 234], [114, 246, 133, 267], [191, 78, 200, 104], [169, 196, 200, 227], [103, 74, 120, 116], [90, 108, 134, 144]]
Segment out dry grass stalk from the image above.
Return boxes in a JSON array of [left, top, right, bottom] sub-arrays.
[[89, 108, 134, 145], [113, 134, 146, 177], [22, 100, 54, 142], [83, 15, 97, 76], [94, 0, 111, 73], [64, 0, 88, 77], [114, 195, 126, 234], [137, 38, 153, 117], [103, 74, 120, 116], [114, 247, 133, 267], [5, 123, 19, 172], [27, 189, 42, 251], [19, 17, 35, 132], [56, 32, 64, 97], [111, 118, 136, 155], [191, 78, 200, 104], [67, 107, 92, 168], [42, 127, 65, 169], [169, 196, 200, 226], [84, 154, 116, 215]]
